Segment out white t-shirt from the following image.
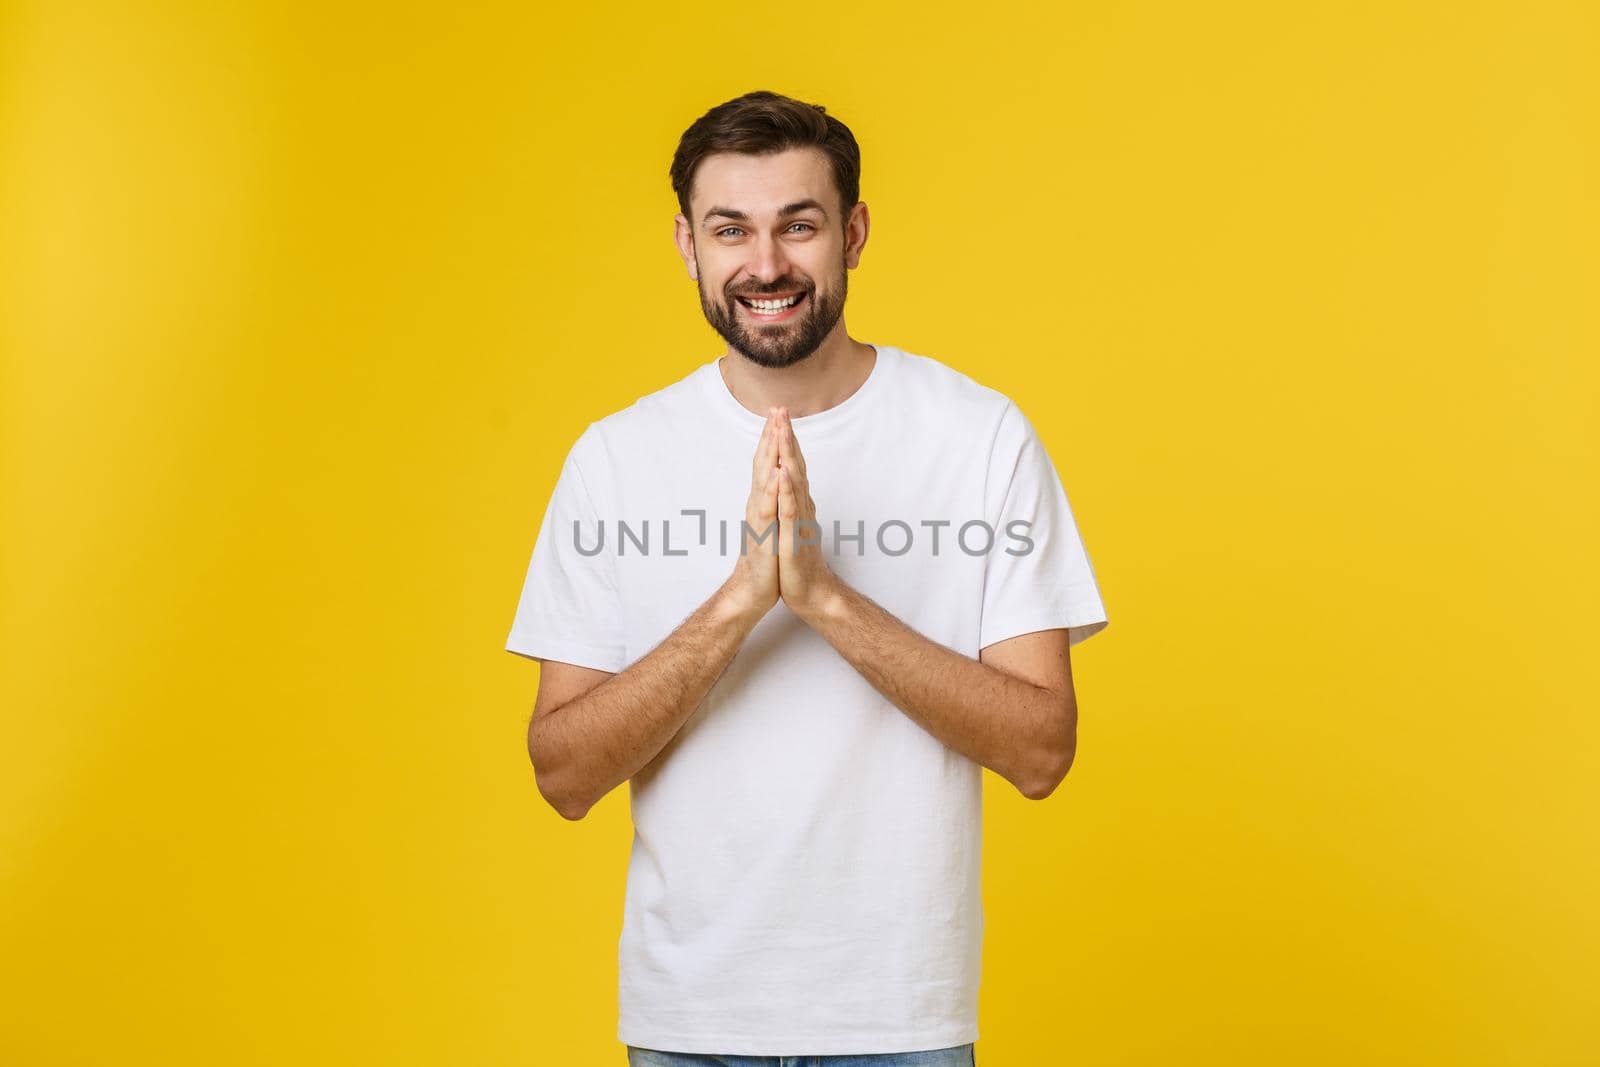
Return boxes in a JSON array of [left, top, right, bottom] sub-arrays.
[[506, 343, 1108, 1056]]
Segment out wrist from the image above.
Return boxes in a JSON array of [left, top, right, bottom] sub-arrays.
[[798, 573, 847, 630], [715, 578, 770, 631]]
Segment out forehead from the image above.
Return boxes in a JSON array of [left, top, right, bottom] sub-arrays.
[[690, 147, 835, 219]]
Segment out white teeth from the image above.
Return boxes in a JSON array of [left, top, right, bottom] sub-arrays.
[[743, 293, 801, 312]]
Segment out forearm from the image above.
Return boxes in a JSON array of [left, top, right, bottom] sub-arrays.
[[531, 579, 762, 819], [802, 580, 1074, 799]]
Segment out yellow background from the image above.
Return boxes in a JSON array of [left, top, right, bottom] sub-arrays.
[[3, 2, 1596, 1064]]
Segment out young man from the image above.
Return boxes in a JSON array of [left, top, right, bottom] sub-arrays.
[[506, 90, 1109, 1064]]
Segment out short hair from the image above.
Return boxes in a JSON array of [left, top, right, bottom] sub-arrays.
[[669, 90, 862, 225]]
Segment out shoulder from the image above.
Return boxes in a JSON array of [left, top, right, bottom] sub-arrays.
[[567, 362, 712, 467], [891, 344, 1022, 446]]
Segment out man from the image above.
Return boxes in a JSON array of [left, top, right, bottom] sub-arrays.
[[506, 90, 1109, 1065]]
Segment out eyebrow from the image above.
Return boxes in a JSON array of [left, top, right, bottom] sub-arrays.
[[701, 199, 829, 226]]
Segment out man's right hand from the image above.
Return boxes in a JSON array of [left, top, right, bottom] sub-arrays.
[[531, 406, 789, 818], [724, 406, 783, 623]]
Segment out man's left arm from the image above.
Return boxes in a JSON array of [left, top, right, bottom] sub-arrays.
[[805, 577, 1076, 800]]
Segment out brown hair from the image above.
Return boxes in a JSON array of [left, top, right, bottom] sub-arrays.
[[669, 90, 862, 227]]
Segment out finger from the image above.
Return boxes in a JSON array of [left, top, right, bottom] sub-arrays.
[[751, 410, 776, 487], [765, 409, 783, 472], [764, 412, 784, 463], [750, 417, 768, 485], [762, 410, 785, 489], [775, 416, 809, 500], [778, 465, 797, 523], [774, 428, 812, 511], [781, 413, 809, 481], [750, 450, 773, 502], [756, 465, 780, 525], [764, 463, 784, 556], [776, 411, 806, 494], [777, 466, 795, 560]]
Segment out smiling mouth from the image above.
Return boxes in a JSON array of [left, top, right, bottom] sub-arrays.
[[735, 291, 807, 320]]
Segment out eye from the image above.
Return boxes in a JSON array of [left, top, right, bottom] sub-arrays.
[[716, 226, 745, 238], [788, 222, 815, 233]]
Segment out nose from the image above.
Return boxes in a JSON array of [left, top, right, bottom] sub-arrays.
[[746, 231, 791, 286]]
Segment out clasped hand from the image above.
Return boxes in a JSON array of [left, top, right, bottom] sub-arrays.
[[729, 405, 840, 624]]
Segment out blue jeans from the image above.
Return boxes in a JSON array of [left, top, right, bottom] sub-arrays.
[[626, 1044, 976, 1067]]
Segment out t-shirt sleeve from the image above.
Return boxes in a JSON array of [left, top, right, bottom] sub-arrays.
[[980, 400, 1110, 651], [505, 426, 628, 672]]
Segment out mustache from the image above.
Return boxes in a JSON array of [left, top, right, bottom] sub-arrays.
[[729, 283, 811, 298]]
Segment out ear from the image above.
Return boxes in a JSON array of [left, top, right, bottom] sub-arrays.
[[673, 214, 699, 281], [844, 200, 870, 270]]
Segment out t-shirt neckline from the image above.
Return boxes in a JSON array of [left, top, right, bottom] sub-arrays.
[[700, 344, 897, 437]]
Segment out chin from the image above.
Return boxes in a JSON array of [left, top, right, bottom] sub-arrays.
[[737, 341, 818, 370]]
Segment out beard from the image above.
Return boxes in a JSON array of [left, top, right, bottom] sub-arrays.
[[695, 254, 848, 370]]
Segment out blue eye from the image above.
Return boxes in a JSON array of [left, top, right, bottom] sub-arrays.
[[716, 223, 814, 237]]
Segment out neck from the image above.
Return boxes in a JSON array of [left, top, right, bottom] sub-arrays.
[[719, 323, 877, 421]]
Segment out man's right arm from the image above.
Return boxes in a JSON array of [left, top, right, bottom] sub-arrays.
[[525, 405, 786, 821], [526, 577, 765, 821]]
